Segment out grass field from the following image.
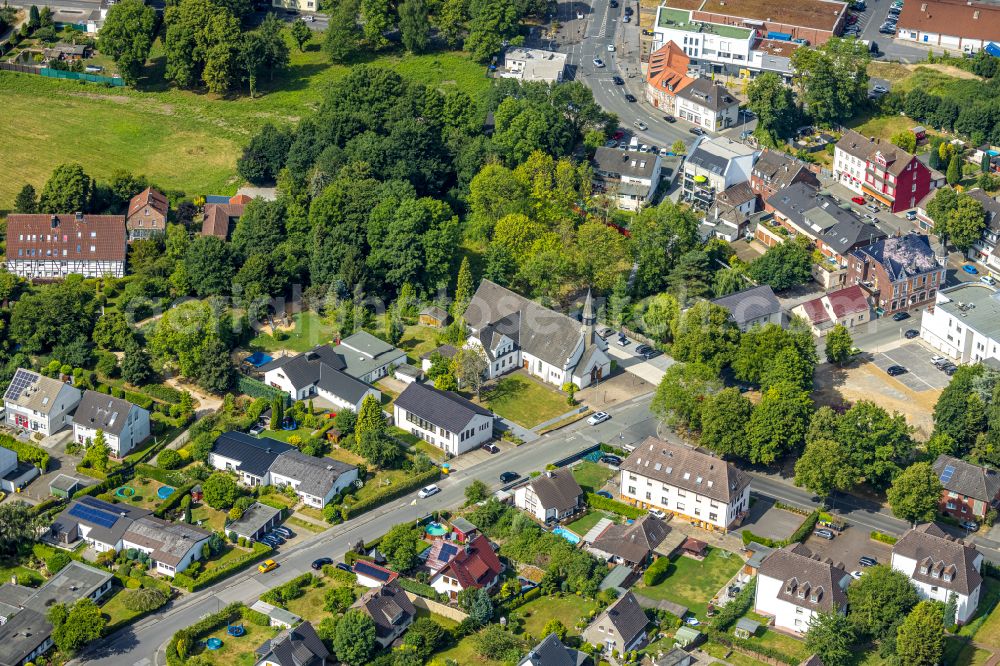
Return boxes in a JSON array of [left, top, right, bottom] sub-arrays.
[[192, 621, 280, 666], [511, 594, 597, 639], [565, 510, 616, 536], [636, 547, 743, 619], [250, 311, 338, 353], [398, 324, 444, 363], [479, 374, 570, 428], [0, 32, 490, 209], [571, 461, 614, 493]]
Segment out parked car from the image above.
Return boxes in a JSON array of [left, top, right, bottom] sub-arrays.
[[642, 349, 661, 360], [981, 275, 996, 285], [418, 484, 441, 498], [904, 329, 919, 339], [500, 471, 520, 484], [851, 196, 866, 205], [635, 344, 652, 355], [931, 355, 947, 365], [615, 335, 630, 347], [610, 0, 618, 6], [887, 365, 907, 376], [858, 556, 878, 567], [871, 84, 889, 94], [850, 570, 864, 579], [335, 562, 352, 572], [483, 443, 500, 454], [593, 58, 605, 68], [879, 25, 896, 33], [814, 529, 836, 540], [601, 455, 623, 465], [311, 557, 333, 570], [943, 365, 958, 376], [596, 490, 613, 499], [607, 44, 616, 51], [598, 327, 614, 339], [633, 120, 648, 131], [624, 5, 633, 14], [866, 204, 879, 213], [258, 559, 279, 573], [892, 311, 910, 321], [613, 75, 624, 85], [588, 411, 611, 425], [689, 127, 705, 135], [663, 114, 676, 123], [266, 534, 285, 545], [906, 210, 917, 220], [649, 509, 667, 519], [625, 93, 637, 102], [961, 520, 980, 531], [623, 14, 630, 22], [272, 527, 292, 538], [963, 264, 979, 275], [612, 130, 624, 140]]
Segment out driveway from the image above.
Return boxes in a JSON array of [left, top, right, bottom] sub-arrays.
[[735, 496, 807, 542], [605, 334, 674, 385], [802, 525, 892, 574], [870, 341, 951, 392], [18, 430, 98, 504]]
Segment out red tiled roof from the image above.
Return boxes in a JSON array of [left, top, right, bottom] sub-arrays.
[[127, 187, 168, 219], [229, 194, 252, 205], [6, 214, 127, 262], [438, 534, 504, 589], [201, 203, 245, 239], [898, 0, 1000, 43], [798, 297, 830, 325], [828, 284, 869, 318], [646, 41, 694, 97]]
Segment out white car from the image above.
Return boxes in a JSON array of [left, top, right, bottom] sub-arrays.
[[649, 509, 667, 519], [593, 58, 605, 68], [633, 120, 648, 131], [607, 44, 616, 52], [418, 484, 441, 499], [304, 14, 315, 21], [931, 355, 946, 364], [587, 411, 611, 426], [850, 570, 864, 580]]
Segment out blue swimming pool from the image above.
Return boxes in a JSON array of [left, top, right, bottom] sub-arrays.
[[552, 527, 581, 545]]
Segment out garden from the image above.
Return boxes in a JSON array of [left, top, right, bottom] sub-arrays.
[[477, 374, 573, 429], [635, 547, 744, 620], [570, 461, 615, 494]]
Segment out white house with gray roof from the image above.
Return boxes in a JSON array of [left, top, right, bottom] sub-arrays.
[[121, 515, 212, 577], [675, 78, 740, 132], [755, 543, 851, 634], [582, 590, 650, 655], [464, 281, 611, 389], [393, 381, 494, 456], [261, 338, 385, 412], [682, 137, 758, 210], [3, 369, 81, 436], [592, 147, 663, 211], [267, 449, 358, 507], [514, 470, 584, 523], [710, 285, 783, 332], [72, 390, 150, 458]]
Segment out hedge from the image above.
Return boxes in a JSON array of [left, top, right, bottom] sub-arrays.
[[166, 602, 246, 666], [143, 384, 184, 405], [171, 542, 272, 592], [237, 375, 290, 405], [643, 556, 672, 586], [0, 434, 51, 471], [153, 482, 195, 518], [712, 576, 756, 631], [497, 584, 543, 616], [260, 573, 314, 606], [135, 463, 190, 488], [870, 531, 898, 545], [341, 467, 442, 520], [396, 577, 441, 600], [586, 492, 645, 520], [124, 391, 154, 410]]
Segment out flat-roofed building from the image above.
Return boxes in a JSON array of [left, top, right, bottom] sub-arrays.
[[498, 47, 567, 83], [685, 0, 849, 45], [896, 0, 1000, 54], [920, 282, 1000, 363]]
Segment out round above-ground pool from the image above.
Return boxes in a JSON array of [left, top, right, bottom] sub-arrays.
[[228, 624, 245, 637], [115, 486, 135, 498], [425, 522, 450, 537], [157, 486, 175, 500], [206, 638, 223, 650]]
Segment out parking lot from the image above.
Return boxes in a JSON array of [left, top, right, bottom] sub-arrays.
[[803, 524, 893, 575], [870, 341, 951, 392], [735, 496, 806, 542]]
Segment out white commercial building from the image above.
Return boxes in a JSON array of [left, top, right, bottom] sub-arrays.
[[498, 47, 567, 83], [919, 283, 1000, 364], [755, 543, 850, 634], [3, 369, 81, 436]]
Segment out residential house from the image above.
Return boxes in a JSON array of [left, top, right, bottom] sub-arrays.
[[933, 454, 1000, 521], [682, 136, 758, 210], [253, 621, 329, 666], [261, 343, 383, 411], [644, 41, 694, 111], [71, 390, 151, 458], [920, 283, 1000, 363], [227, 502, 282, 543], [710, 285, 783, 332], [587, 515, 673, 568], [126, 187, 168, 241], [420, 344, 459, 374], [891, 523, 983, 624], [393, 381, 495, 456], [966, 189, 1000, 276], [896, 0, 1000, 53], [675, 78, 740, 132], [429, 534, 505, 600], [332, 331, 407, 383], [518, 633, 591, 666], [749, 150, 819, 211], [45, 496, 151, 553], [352, 581, 416, 648], [464, 282, 611, 389], [703, 182, 758, 241], [498, 47, 567, 83], [201, 195, 248, 240], [582, 591, 650, 655], [591, 147, 663, 211], [514, 470, 585, 523], [208, 432, 358, 505], [0, 561, 113, 666], [833, 129, 936, 213], [656, 648, 695, 666], [3, 368, 81, 436], [270, 0, 318, 12], [0, 446, 39, 494], [354, 561, 400, 588], [847, 234, 945, 316], [791, 285, 873, 336], [619, 437, 751, 531], [5, 213, 127, 279], [754, 543, 850, 634], [121, 516, 212, 577]]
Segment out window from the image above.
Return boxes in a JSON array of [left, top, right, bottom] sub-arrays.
[[628, 486, 636, 494], [646, 492, 652, 500], [662, 496, 669, 505], [676, 502, 686, 511], [709, 513, 718, 521]]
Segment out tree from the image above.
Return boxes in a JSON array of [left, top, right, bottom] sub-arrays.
[[825, 325, 854, 365], [355, 431, 402, 468], [946, 194, 986, 251], [933, 364, 983, 452], [121, 335, 154, 385], [360, 0, 392, 48], [926, 186, 958, 234], [947, 153, 962, 186], [699, 388, 753, 457], [163, 0, 241, 92], [401, 618, 448, 661], [435, 0, 467, 48], [761, 345, 815, 392], [333, 609, 377, 666], [0, 502, 42, 556], [84, 431, 112, 473], [13, 184, 37, 214], [670, 301, 740, 372], [453, 346, 488, 396], [887, 462, 942, 523], [399, 0, 430, 53], [748, 237, 813, 291], [356, 394, 387, 438], [470, 624, 524, 662], [891, 130, 917, 153], [28, 5, 40, 28], [158, 449, 183, 470], [93, 312, 134, 351], [465, 479, 489, 504], [542, 619, 567, 641], [746, 72, 799, 144], [39, 163, 93, 213], [651, 362, 722, 431], [459, 587, 493, 626], [805, 611, 856, 666], [795, 438, 857, 500], [745, 381, 813, 465], [49, 598, 105, 656], [791, 38, 869, 125], [184, 235, 234, 296], [847, 565, 920, 639], [380, 523, 422, 572], [202, 472, 240, 509], [323, 586, 356, 614], [896, 601, 945, 666], [98, 0, 156, 86], [10, 277, 98, 355], [290, 18, 311, 51], [323, 0, 361, 63], [943, 591, 958, 628], [195, 334, 235, 393], [465, 0, 520, 62]]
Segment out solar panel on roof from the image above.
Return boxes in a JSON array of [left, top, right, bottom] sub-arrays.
[[354, 561, 393, 582], [940, 465, 956, 484], [439, 543, 458, 561], [5, 369, 37, 401], [68, 503, 119, 529]]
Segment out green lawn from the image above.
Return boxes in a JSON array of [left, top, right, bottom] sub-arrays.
[[571, 461, 614, 493], [0, 34, 490, 208], [702, 641, 773, 666], [202, 545, 255, 573], [414, 606, 460, 630], [479, 374, 570, 428], [249, 311, 337, 354], [191, 621, 280, 666], [635, 547, 743, 619], [286, 516, 323, 533], [398, 324, 444, 363], [943, 637, 993, 666], [961, 576, 1000, 645], [566, 511, 616, 537], [511, 594, 597, 640], [0, 560, 45, 587], [282, 578, 359, 623], [411, 440, 447, 462], [260, 426, 315, 443]]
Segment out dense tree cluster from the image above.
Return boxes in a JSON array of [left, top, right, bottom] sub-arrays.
[[903, 74, 1000, 144], [791, 38, 870, 125], [932, 363, 1000, 465]]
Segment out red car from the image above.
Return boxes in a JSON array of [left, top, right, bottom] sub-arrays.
[[612, 130, 625, 140], [851, 196, 866, 205]]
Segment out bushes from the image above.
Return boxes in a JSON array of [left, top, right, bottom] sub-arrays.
[[586, 492, 645, 520], [0, 434, 51, 471], [158, 449, 183, 470], [870, 531, 898, 545], [171, 542, 273, 592], [237, 376, 290, 404], [260, 573, 313, 607], [643, 556, 672, 586], [340, 467, 441, 520], [143, 384, 184, 404], [396, 577, 442, 600], [712, 576, 756, 632], [124, 391, 154, 410], [153, 482, 195, 518], [121, 587, 167, 613]]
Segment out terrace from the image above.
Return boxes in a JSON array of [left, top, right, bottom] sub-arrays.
[[658, 8, 753, 38]]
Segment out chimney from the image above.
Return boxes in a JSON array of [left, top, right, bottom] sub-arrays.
[[50, 215, 59, 229], [75, 211, 84, 222]]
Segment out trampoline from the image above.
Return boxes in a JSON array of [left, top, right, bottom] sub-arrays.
[[244, 352, 273, 368], [206, 638, 223, 650], [115, 486, 135, 498], [227, 624, 245, 637], [281, 418, 297, 431], [157, 486, 175, 500], [425, 522, 450, 537]]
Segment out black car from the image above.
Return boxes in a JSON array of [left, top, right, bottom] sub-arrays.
[[610, 0, 618, 5], [858, 556, 878, 567], [887, 365, 907, 376], [944, 365, 958, 376], [689, 127, 705, 135], [335, 562, 352, 572], [500, 471, 520, 484], [642, 349, 661, 360], [623, 6, 633, 14], [600, 455, 623, 466], [663, 114, 676, 123], [892, 311, 910, 321], [311, 557, 333, 570], [612, 75, 624, 85], [904, 329, 919, 339], [635, 344, 652, 355], [625, 93, 637, 103]]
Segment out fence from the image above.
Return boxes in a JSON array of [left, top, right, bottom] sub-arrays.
[[0, 63, 124, 86], [621, 325, 658, 348], [404, 592, 469, 622]]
